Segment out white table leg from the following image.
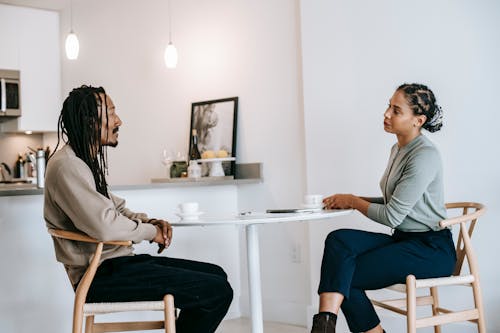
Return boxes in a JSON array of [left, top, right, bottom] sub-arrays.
[[246, 224, 264, 333]]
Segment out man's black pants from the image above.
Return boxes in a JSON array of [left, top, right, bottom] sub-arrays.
[[85, 254, 233, 333], [318, 228, 456, 332]]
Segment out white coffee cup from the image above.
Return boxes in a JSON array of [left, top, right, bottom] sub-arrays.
[[304, 194, 324, 207], [178, 202, 199, 215]]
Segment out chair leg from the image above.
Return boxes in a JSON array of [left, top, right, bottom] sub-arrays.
[[430, 287, 442, 333], [85, 316, 94, 333], [73, 303, 84, 333], [406, 275, 417, 333], [471, 280, 486, 333], [164, 294, 176, 333]]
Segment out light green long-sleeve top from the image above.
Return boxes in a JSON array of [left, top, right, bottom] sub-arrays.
[[366, 135, 447, 232]]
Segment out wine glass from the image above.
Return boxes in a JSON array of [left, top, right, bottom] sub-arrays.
[[161, 149, 174, 178], [174, 151, 187, 162]]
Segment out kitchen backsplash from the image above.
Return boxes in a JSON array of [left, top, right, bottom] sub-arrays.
[[0, 133, 46, 172]]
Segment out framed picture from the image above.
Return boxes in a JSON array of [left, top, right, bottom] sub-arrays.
[[189, 97, 238, 176]]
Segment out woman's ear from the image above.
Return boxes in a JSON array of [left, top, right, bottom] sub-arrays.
[[416, 114, 427, 127]]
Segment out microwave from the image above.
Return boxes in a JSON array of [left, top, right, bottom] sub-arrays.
[[0, 69, 21, 119]]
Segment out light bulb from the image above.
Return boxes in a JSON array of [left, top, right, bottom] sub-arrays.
[[164, 42, 178, 68], [65, 32, 79, 60]]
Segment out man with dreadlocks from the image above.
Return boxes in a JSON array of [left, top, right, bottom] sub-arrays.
[[44, 85, 233, 333]]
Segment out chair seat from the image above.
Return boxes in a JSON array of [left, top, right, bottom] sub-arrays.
[[369, 203, 486, 333], [48, 228, 176, 333], [386, 283, 407, 293], [386, 274, 475, 293], [84, 301, 165, 315]]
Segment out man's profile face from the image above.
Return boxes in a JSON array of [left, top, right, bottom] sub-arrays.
[[98, 94, 122, 147]]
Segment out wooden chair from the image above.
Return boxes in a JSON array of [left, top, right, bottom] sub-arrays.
[[48, 228, 176, 333], [370, 202, 486, 333]]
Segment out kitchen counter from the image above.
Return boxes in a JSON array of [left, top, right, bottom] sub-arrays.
[[0, 162, 262, 197], [0, 183, 41, 196], [0, 168, 251, 332]]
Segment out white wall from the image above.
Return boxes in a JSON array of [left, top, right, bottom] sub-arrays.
[[59, 0, 308, 326], [59, 0, 305, 187], [300, 0, 500, 331]]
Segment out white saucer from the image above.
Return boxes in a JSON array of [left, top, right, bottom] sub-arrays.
[[302, 203, 324, 210], [303, 207, 323, 213], [175, 211, 205, 220]]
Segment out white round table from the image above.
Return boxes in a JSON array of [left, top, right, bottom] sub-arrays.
[[171, 209, 352, 333]]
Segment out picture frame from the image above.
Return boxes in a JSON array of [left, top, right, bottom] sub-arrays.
[[189, 97, 238, 176]]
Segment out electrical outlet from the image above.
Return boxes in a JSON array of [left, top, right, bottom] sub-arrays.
[[291, 243, 302, 263]]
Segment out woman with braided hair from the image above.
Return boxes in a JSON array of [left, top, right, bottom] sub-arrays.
[[310, 83, 454, 333], [44, 86, 233, 333]]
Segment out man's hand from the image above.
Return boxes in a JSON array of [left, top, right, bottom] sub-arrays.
[[149, 219, 173, 254]]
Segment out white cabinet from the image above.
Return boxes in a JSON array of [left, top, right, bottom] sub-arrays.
[[0, 7, 19, 70], [0, 4, 61, 132]]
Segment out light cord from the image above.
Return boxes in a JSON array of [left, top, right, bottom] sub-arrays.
[[168, 0, 173, 43]]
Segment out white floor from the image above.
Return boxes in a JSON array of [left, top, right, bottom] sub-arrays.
[[217, 318, 307, 333]]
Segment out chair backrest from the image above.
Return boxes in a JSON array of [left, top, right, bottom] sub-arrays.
[[48, 229, 131, 298], [441, 202, 486, 276]]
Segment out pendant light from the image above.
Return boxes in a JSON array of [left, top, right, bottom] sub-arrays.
[[164, 0, 178, 68], [65, 0, 79, 60]]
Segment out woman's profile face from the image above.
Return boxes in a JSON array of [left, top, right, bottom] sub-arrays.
[[383, 90, 422, 135]]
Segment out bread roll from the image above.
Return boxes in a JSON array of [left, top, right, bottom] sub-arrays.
[[216, 150, 229, 158], [202, 150, 216, 159]]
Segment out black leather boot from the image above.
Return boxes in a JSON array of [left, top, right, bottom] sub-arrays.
[[311, 312, 337, 333]]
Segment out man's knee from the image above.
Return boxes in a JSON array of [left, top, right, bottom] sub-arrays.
[[221, 279, 233, 303], [212, 264, 229, 280], [209, 278, 233, 308]]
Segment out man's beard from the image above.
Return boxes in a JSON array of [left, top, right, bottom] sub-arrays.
[[105, 127, 119, 147], [106, 141, 119, 147]]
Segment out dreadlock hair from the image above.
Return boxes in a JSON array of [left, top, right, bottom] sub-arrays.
[[396, 83, 443, 133], [51, 85, 110, 198]]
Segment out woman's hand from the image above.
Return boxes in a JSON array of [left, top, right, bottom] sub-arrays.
[[149, 219, 173, 253], [323, 194, 355, 209], [323, 194, 370, 215]]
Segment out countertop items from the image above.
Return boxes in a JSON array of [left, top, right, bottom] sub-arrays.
[[0, 162, 12, 181]]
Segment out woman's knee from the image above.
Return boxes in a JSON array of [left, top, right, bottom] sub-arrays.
[[325, 228, 356, 247]]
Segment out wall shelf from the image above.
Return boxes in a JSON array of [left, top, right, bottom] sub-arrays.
[[0, 163, 262, 197]]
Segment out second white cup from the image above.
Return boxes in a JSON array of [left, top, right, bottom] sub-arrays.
[[179, 202, 199, 215]]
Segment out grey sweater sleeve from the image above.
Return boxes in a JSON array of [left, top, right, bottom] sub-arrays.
[[367, 148, 439, 228], [109, 192, 150, 223], [363, 197, 384, 204], [52, 161, 156, 243]]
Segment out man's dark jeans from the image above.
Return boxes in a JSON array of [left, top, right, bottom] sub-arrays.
[[85, 254, 233, 333]]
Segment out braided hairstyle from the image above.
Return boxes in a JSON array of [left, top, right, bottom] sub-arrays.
[[397, 83, 443, 133], [52, 85, 110, 198]]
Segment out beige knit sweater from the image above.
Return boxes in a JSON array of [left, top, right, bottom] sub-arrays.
[[44, 145, 156, 287]]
